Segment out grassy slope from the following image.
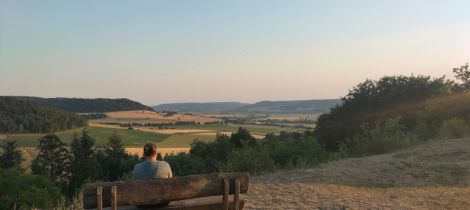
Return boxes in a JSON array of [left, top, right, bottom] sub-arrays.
[[246, 137, 470, 209]]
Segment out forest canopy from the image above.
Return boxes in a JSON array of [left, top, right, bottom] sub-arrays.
[[13, 97, 153, 113], [0, 97, 87, 133]]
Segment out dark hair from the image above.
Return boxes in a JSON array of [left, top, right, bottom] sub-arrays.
[[143, 143, 157, 157]]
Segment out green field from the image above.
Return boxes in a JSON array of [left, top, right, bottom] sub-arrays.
[[157, 134, 215, 147], [166, 124, 300, 135], [6, 127, 170, 147]]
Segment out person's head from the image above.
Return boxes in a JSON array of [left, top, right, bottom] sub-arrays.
[[143, 143, 157, 160]]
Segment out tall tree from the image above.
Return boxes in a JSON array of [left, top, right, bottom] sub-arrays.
[[0, 139, 22, 169], [230, 127, 257, 149], [68, 129, 99, 196], [453, 62, 470, 91], [97, 133, 139, 181], [31, 134, 71, 188]]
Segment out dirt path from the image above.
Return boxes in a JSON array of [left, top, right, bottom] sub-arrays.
[[244, 137, 470, 209]]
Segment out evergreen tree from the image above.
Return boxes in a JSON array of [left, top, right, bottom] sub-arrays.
[[31, 134, 71, 188], [97, 133, 139, 181], [68, 129, 99, 196], [0, 139, 22, 169], [107, 132, 124, 153], [230, 127, 257, 149]]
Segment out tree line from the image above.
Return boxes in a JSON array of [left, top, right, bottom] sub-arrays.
[[13, 97, 154, 113], [314, 63, 470, 154], [0, 129, 139, 209]]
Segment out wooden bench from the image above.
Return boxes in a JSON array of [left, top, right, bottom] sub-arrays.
[[83, 173, 249, 210]]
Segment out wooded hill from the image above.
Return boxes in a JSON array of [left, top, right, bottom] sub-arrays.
[[13, 97, 153, 113], [0, 97, 87, 133], [153, 99, 340, 114]]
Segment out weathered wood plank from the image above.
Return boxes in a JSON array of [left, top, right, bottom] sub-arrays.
[[223, 178, 229, 210], [83, 173, 249, 209], [159, 200, 245, 210], [234, 178, 240, 210], [111, 186, 117, 210], [97, 187, 102, 210], [119, 198, 245, 210]]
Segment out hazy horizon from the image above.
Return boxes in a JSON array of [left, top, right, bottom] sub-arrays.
[[1, 0, 469, 104]]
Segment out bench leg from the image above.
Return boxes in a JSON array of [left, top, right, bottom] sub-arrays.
[[223, 178, 229, 210], [111, 186, 117, 210], [234, 178, 240, 210], [96, 187, 103, 210]]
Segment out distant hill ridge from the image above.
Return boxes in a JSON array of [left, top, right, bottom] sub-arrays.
[[154, 102, 248, 112], [153, 99, 340, 114], [12, 96, 153, 113]]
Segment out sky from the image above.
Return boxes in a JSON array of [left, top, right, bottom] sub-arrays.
[[1, 0, 469, 105]]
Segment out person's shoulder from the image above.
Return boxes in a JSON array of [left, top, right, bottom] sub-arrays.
[[157, 160, 170, 166], [134, 161, 146, 169]]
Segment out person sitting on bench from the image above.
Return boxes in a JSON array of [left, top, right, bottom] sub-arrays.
[[133, 142, 173, 180], [132, 143, 173, 209]]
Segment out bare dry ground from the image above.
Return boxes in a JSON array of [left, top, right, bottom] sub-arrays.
[[244, 137, 470, 209], [18, 147, 38, 171], [125, 147, 190, 157], [95, 110, 221, 124]]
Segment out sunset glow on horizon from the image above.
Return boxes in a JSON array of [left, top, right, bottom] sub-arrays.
[[1, 0, 469, 105]]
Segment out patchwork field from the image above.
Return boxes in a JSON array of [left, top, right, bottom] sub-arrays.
[[244, 137, 470, 209], [5, 122, 292, 148], [4, 110, 311, 172], [93, 110, 221, 124], [6, 126, 170, 147]]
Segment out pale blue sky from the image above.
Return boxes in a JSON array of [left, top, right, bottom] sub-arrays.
[[1, 0, 469, 105]]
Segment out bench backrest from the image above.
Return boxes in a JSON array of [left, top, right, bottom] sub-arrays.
[[83, 172, 249, 209]]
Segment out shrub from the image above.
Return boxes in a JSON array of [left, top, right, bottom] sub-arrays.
[[438, 118, 470, 139], [262, 133, 328, 169], [0, 168, 61, 210], [349, 117, 418, 156], [164, 152, 205, 176], [224, 148, 275, 175]]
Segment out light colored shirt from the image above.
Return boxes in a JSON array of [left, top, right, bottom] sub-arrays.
[[132, 160, 172, 180]]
